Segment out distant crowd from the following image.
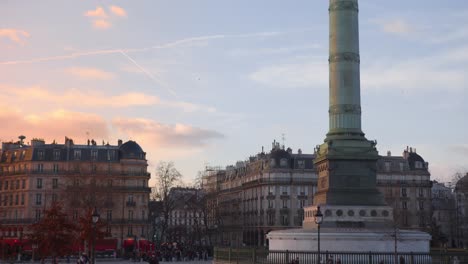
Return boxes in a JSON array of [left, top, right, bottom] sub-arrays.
[[140, 243, 211, 263]]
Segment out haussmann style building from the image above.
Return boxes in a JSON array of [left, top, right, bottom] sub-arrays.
[[202, 141, 433, 247], [0, 136, 151, 257]]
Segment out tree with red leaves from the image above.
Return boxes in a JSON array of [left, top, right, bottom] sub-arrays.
[[29, 203, 77, 263]]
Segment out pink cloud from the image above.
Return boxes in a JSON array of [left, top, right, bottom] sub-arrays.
[[65, 67, 114, 80], [93, 19, 112, 30], [0, 28, 30, 45], [84, 7, 108, 18], [110, 6, 127, 17], [112, 117, 224, 148], [0, 107, 109, 145]]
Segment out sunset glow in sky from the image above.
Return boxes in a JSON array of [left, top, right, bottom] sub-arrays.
[[1, 1, 467, 185]]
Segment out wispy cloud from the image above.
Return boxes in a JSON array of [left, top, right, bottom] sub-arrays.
[[250, 61, 328, 89], [110, 5, 127, 17], [84, 6, 108, 18], [113, 117, 224, 148], [65, 67, 114, 80], [380, 19, 413, 35], [0, 28, 30, 45]]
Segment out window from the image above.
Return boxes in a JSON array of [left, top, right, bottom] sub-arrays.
[[73, 211, 78, 220], [297, 186, 308, 195], [106, 210, 112, 221], [53, 149, 61, 160], [384, 162, 391, 172], [281, 214, 289, 226], [15, 180, 19, 190], [37, 150, 44, 160], [268, 186, 275, 195], [22, 179, 25, 189], [52, 193, 57, 202], [419, 201, 424, 210], [3, 181, 7, 190], [107, 150, 115, 161], [280, 186, 290, 195], [53, 164, 59, 173], [37, 164, 43, 172], [142, 210, 146, 220], [399, 163, 404, 171], [0, 181, 2, 190], [280, 158, 288, 167], [128, 210, 133, 220], [401, 188, 407, 197], [21, 194, 24, 205], [127, 226, 133, 236], [402, 201, 407, 210], [52, 178, 58, 189], [35, 194, 42, 205], [268, 200, 274, 209], [73, 150, 81, 160], [298, 199, 306, 209], [268, 213, 275, 226], [297, 160, 305, 169], [418, 188, 424, 197], [270, 159, 276, 167], [3, 195, 7, 206], [128, 194, 133, 202], [9, 194, 12, 205], [36, 178, 42, 189], [15, 194, 18, 205], [415, 161, 423, 169], [91, 150, 98, 161], [282, 199, 289, 209], [35, 210, 41, 221], [141, 226, 145, 236]]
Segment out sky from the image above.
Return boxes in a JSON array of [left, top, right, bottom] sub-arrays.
[[1, 0, 467, 186]]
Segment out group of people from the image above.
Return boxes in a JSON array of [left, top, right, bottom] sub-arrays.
[[142, 243, 210, 263]]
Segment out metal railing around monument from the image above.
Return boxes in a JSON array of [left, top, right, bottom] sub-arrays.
[[214, 247, 468, 264]]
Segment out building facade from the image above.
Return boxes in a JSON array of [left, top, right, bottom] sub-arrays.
[[202, 142, 433, 247], [0, 136, 151, 254], [431, 181, 456, 247], [454, 173, 468, 248]]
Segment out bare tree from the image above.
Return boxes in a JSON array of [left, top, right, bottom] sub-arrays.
[[153, 161, 182, 242]]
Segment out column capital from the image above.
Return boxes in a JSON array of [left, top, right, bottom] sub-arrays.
[[329, 1, 359, 12]]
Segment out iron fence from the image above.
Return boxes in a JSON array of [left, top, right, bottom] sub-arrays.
[[214, 247, 468, 264]]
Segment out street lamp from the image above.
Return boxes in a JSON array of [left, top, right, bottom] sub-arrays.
[[314, 206, 323, 264], [91, 207, 100, 264]]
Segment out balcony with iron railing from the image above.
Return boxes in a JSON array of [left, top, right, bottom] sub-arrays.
[[0, 169, 150, 177]]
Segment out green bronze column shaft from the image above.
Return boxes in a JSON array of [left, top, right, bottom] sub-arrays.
[[327, 0, 364, 141]]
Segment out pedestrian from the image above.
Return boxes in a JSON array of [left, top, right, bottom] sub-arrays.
[[453, 256, 460, 264]]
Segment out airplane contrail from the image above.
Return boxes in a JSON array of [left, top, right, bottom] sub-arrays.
[[0, 31, 285, 65], [118, 49, 178, 98]]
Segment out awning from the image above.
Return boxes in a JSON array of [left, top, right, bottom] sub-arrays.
[[95, 239, 117, 251], [123, 239, 135, 248], [0, 239, 21, 247]]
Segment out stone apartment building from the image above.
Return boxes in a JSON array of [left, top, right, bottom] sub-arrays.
[[454, 173, 468, 248], [202, 142, 433, 247], [0, 136, 151, 253], [431, 181, 456, 247]]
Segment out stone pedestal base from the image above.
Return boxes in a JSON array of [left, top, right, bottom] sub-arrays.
[[267, 228, 430, 253]]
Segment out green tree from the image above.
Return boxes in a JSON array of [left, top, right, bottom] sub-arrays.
[[29, 203, 77, 262]]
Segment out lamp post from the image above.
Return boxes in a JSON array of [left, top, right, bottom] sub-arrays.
[[91, 207, 100, 264], [314, 206, 323, 264]]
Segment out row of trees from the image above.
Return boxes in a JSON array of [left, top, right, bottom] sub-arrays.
[[28, 203, 106, 262]]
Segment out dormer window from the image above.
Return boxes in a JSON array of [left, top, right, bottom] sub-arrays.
[[37, 150, 44, 160], [415, 161, 423, 169], [270, 159, 276, 167], [91, 150, 98, 161], [280, 158, 288, 167], [384, 162, 391, 172], [297, 160, 305, 169], [74, 150, 81, 160], [53, 149, 61, 160]]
